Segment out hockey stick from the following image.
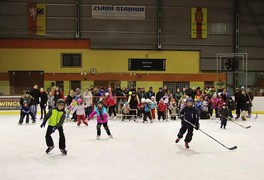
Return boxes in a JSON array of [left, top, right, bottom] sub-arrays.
[[245, 91, 258, 119], [220, 116, 251, 129], [183, 118, 237, 150]]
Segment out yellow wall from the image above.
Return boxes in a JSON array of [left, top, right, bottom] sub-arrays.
[[0, 81, 10, 95], [190, 81, 204, 89], [0, 49, 200, 74], [82, 81, 94, 91], [136, 81, 163, 93]]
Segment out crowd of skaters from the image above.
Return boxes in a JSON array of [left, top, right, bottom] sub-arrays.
[[19, 83, 254, 125]]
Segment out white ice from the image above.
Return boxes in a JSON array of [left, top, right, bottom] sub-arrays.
[[0, 113, 263, 180]]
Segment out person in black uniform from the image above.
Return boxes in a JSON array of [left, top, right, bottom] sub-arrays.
[[175, 98, 199, 149]]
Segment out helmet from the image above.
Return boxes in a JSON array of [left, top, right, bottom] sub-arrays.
[[97, 101, 104, 105], [186, 98, 194, 103], [77, 98, 83, 103], [146, 99, 151, 103], [141, 98, 146, 103], [105, 92, 109, 96], [57, 99, 65, 106], [129, 91, 132, 95]]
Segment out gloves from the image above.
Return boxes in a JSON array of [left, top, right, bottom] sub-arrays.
[[52, 127, 57, 133], [40, 123, 45, 128], [195, 124, 200, 130]]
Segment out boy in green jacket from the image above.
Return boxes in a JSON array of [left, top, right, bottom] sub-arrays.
[[41, 99, 67, 155]]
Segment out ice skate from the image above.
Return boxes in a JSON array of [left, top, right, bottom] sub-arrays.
[[46, 146, 54, 154], [60, 149, 67, 155], [109, 134, 113, 138], [185, 142, 190, 149], [175, 138, 180, 143], [96, 136, 100, 140]]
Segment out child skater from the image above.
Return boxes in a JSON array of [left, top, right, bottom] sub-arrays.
[[18, 100, 36, 124], [143, 99, 153, 123], [72, 98, 88, 126], [121, 102, 130, 121], [218, 103, 231, 129], [169, 98, 177, 120], [175, 98, 199, 149], [88, 101, 113, 140], [47, 91, 54, 110], [150, 96, 157, 120], [40, 99, 67, 155], [157, 99, 167, 121]]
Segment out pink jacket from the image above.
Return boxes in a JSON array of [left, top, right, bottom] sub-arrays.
[[88, 107, 108, 124], [209, 98, 219, 109]]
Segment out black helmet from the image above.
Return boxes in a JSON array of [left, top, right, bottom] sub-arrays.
[[57, 99, 65, 106]]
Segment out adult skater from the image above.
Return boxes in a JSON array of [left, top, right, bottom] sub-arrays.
[[30, 84, 41, 118], [40, 99, 67, 155], [88, 101, 113, 140], [175, 98, 199, 149]]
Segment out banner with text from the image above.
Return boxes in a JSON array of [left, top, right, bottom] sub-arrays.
[[92, 5, 145, 20], [0, 96, 20, 110], [28, 3, 46, 35], [191, 8, 207, 39]]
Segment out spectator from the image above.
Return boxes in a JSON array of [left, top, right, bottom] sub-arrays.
[[30, 84, 41, 118]]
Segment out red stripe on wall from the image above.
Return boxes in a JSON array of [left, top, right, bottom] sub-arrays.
[[0, 39, 90, 49]]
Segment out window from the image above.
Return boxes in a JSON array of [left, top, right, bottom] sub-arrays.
[[163, 82, 190, 93], [61, 53, 82, 67]]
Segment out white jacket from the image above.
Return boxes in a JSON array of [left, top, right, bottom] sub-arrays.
[[72, 104, 86, 115]]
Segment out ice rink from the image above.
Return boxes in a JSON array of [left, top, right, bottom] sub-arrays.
[[0, 113, 263, 180]]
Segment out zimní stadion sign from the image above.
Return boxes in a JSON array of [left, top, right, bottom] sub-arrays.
[[92, 5, 145, 20]]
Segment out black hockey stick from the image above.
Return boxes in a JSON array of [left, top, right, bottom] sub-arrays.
[[183, 118, 237, 150], [220, 116, 251, 129]]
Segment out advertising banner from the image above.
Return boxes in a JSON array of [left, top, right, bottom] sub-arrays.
[[92, 5, 145, 20], [0, 96, 20, 110], [191, 8, 207, 39]]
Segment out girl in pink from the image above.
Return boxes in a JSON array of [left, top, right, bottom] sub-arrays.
[[88, 101, 113, 140], [72, 98, 88, 126], [209, 93, 219, 118]]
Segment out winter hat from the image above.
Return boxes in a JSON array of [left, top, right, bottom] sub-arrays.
[[77, 98, 83, 103], [97, 101, 104, 105], [141, 98, 146, 103]]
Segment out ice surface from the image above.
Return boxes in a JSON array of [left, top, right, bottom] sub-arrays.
[[0, 113, 263, 180]]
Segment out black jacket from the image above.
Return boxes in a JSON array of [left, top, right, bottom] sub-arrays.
[[40, 91, 48, 105], [180, 106, 199, 127], [30, 88, 41, 104]]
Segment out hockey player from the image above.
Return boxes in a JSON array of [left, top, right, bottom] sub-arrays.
[[88, 101, 113, 140], [218, 103, 231, 129], [175, 98, 199, 149], [40, 99, 67, 155]]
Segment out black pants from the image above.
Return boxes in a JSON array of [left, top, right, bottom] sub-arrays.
[[45, 126, 66, 150], [108, 105, 116, 117], [236, 106, 240, 117], [85, 106, 92, 118], [177, 124, 194, 143], [19, 111, 35, 123], [220, 119, 227, 128], [97, 123, 111, 136], [158, 111, 165, 120], [143, 111, 152, 121], [209, 108, 219, 117], [40, 104, 46, 118]]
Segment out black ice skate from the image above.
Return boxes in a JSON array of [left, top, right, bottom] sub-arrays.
[[185, 142, 190, 149], [175, 138, 180, 143], [46, 146, 54, 154], [60, 149, 67, 155]]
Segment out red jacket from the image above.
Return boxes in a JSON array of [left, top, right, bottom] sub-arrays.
[[107, 95, 116, 106], [158, 103, 167, 112]]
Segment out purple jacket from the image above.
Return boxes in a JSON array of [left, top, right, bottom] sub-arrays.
[[88, 107, 108, 123]]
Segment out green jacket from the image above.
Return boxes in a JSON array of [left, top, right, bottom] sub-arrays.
[[43, 107, 65, 127]]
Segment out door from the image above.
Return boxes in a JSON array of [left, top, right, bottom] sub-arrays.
[[9, 71, 44, 95]]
